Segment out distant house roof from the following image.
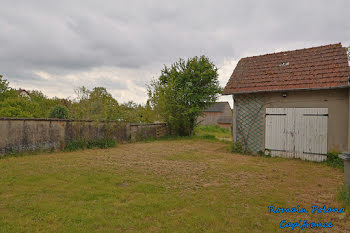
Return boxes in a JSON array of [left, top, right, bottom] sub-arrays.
[[17, 89, 30, 97], [204, 102, 231, 112], [223, 43, 350, 95]]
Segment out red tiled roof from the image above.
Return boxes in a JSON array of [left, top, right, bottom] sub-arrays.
[[223, 43, 350, 94]]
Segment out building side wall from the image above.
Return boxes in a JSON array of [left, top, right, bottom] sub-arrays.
[[198, 103, 232, 126], [234, 88, 349, 153], [198, 112, 221, 125], [218, 123, 232, 129], [221, 105, 233, 125], [221, 105, 233, 119]]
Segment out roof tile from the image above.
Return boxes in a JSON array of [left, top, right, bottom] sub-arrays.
[[223, 43, 350, 94]]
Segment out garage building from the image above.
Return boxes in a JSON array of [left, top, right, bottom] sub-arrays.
[[223, 43, 350, 161]]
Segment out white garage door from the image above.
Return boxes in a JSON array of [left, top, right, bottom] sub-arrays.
[[265, 108, 328, 162]]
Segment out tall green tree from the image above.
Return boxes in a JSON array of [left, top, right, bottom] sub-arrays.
[[118, 101, 157, 123], [0, 75, 17, 101], [0, 75, 9, 94], [70, 86, 121, 121], [0, 97, 41, 118], [148, 55, 221, 136], [29, 90, 62, 117]]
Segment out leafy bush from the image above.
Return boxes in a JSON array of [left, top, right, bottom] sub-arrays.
[[257, 149, 271, 158], [324, 152, 344, 169], [0, 97, 42, 118], [148, 56, 222, 136], [49, 105, 69, 119], [64, 139, 88, 151], [87, 138, 117, 149], [64, 138, 117, 151], [230, 141, 244, 154], [0, 75, 18, 101], [0, 75, 158, 122]]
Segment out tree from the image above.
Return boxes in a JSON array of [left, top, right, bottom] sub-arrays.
[[29, 90, 62, 117], [0, 75, 9, 94], [139, 100, 158, 123], [89, 87, 119, 120], [69, 86, 121, 121], [49, 105, 69, 119], [0, 75, 17, 101], [148, 55, 221, 136], [0, 97, 41, 118]]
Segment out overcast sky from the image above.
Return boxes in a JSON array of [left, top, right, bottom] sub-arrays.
[[1, 0, 349, 107]]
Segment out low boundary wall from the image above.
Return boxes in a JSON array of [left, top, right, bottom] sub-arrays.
[[0, 118, 167, 153]]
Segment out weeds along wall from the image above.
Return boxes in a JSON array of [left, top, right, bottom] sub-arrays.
[[0, 118, 167, 154]]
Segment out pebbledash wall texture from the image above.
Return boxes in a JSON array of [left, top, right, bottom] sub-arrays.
[[0, 118, 167, 154]]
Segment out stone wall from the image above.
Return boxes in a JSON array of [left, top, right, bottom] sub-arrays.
[[0, 118, 167, 154]]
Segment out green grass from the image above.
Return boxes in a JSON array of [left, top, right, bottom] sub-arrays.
[[323, 152, 344, 170], [64, 138, 117, 151], [0, 139, 348, 232], [338, 185, 350, 214], [0, 138, 118, 159], [194, 125, 232, 141]]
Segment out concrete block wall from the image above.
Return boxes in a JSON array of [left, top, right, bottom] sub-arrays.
[[0, 118, 167, 154]]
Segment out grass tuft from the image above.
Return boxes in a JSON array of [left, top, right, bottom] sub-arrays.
[[323, 152, 344, 170], [196, 125, 230, 133], [194, 125, 232, 141], [337, 185, 350, 213], [64, 138, 117, 151]]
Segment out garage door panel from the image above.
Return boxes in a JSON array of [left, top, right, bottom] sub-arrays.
[[265, 108, 286, 153], [302, 109, 328, 161], [285, 108, 296, 157], [265, 108, 328, 162]]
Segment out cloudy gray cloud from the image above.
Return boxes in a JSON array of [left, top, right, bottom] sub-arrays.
[[0, 0, 349, 105]]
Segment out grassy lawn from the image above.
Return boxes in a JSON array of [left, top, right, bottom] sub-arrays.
[[194, 125, 232, 141], [0, 139, 348, 232]]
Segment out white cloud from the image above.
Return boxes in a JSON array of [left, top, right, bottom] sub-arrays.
[[11, 66, 160, 104], [217, 58, 238, 108], [11, 58, 238, 107], [2, 0, 350, 108]]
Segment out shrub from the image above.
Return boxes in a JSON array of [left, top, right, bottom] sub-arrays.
[[324, 152, 344, 169], [49, 105, 69, 119], [64, 138, 117, 151], [0, 97, 41, 118], [87, 138, 117, 149], [257, 149, 271, 158], [64, 139, 88, 151], [230, 141, 244, 154]]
